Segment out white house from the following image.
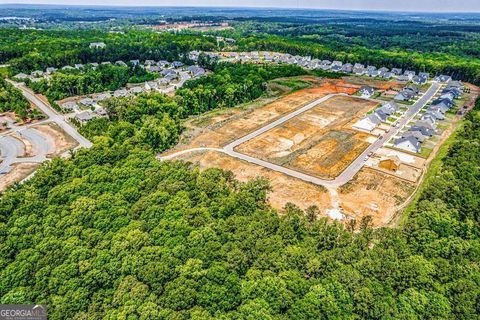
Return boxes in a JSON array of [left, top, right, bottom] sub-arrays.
[[353, 114, 381, 132], [394, 136, 421, 153]]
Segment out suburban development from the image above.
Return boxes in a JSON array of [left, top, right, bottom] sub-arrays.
[[0, 4, 479, 319]]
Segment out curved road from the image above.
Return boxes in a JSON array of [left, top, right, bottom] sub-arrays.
[[159, 83, 440, 189]]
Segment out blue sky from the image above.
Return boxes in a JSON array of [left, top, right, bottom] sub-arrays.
[[6, 0, 480, 12]]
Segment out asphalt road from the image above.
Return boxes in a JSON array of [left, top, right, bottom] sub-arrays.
[[159, 83, 440, 188], [7, 80, 93, 149]]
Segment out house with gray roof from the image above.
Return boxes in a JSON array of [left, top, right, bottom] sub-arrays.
[[395, 135, 421, 153], [359, 85, 375, 98]]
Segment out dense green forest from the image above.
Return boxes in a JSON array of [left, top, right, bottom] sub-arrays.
[[25, 64, 155, 101], [0, 77, 42, 120], [0, 29, 216, 73], [0, 88, 478, 318], [79, 63, 306, 151]]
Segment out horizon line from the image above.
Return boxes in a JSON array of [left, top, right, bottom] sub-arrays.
[[2, 3, 480, 14]]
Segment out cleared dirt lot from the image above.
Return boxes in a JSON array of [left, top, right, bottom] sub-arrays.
[[0, 163, 40, 192], [165, 78, 362, 154], [34, 122, 78, 156], [236, 95, 377, 179], [338, 168, 415, 226], [173, 149, 332, 215]]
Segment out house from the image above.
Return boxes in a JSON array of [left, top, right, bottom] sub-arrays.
[[115, 61, 127, 67], [90, 62, 99, 69], [158, 60, 170, 67], [353, 114, 381, 132], [415, 119, 436, 130], [435, 75, 452, 82], [146, 65, 162, 73], [129, 60, 140, 66], [13, 73, 29, 80], [130, 87, 143, 94], [172, 61, 184, 68], [101, 62, 112, 65], [367, 69, 380, 77], [89, 42, 106, 49], [31, 70, 44, 77], [412, 75, 427, 85], [410, 125, 434, 137], [404, 130, 427, 142], [404, 70, 416, 80], [391, 68, 402, 75], [359, 86, 375, 98], [114, 89, 128, 98], [225, 38, 236, 44], [331, 65, 342, 72], [145, 81, 158, 91], [394, 135, 421, 153], [341, 63, 353, 73], [161, 69, 177, 77], [79, 98, 94, 106], [383, 72, 394, 79], [395, 91, 413, 101], [144, 60, 156, 66], [332, 61, 343, 67], [419, 72, 430, 79], [396, 75, 410, 82], [74, 64, 84, 69], [420, 113, 438, 123], [61, 101, 78, 111], [74, 110, 94, 124], [46, 67, 58, 74], [95, 92, 111, 101], [378, 102, 398, 115], [378, 67, 389, 73], [354, 63, 364, 69], [353, 67, 366, 75], [374, 109, 388, 122], [366, 65, 376, 71]]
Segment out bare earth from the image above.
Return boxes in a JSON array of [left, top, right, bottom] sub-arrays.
[[0, 163, 39, 192]]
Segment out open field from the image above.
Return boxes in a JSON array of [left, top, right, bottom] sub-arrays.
[[236, 95, 377, 179]]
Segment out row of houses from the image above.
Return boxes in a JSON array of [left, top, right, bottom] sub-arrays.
[[353, 101, 399, 132], [394, 81, 462, 153], [14, 59, 206, 83], [394, 85, 420, 102], [195, 51, 454, 85]]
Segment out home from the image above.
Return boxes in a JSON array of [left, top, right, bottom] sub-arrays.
[[359, 86, 375, 98], [412, 75, 427, 85], [144, 60, 156, 66], [46, 67, 58, 74], [394, 135, 421, 153], [341, 63, 353, 73], [74, 110, 94, 125], [366, 65, 376, 71], [14, 73, 29, 80], [145, 81, 159, 91], [391, 68, 402, 75], [354, 63, 364, 69], [394, 90, 414, 101], [161, 69, 177, 77], [377, 102, 398, 115], [74, 64, 84, 69], [367, 69, 381, 77], [79, 97, 94, 106], [403, 130, 427, 142], [188, 51, 200, 61], [410, 125, 434, 137], [89, 42, 106, 49], [379, 155, 401, 172], [353, 67, 366, 75], [332, 61, 343, 67], [404, 70, 416, 80], [95, 93, 111, 101], [383, 72, 394, 79], [115, 61, 127, 67], [378, 67, 389, 73], [158, 60, 170, 67], [101, 61, 112, 65], [419, 72, 430, 79], [61, 101, 78, 111], [129, 59, 140, 66], [353, 113, 381, 132], [396, 75, 410, 82], [420, 113, 438, 123], [225, 38, 236, 44], [31, 70, 44, 77], [130, 87, 143, 94], [374, 109, 388, 122], [172, 61, 184, 68], [114, 88, 128, 98], [331, 65, 342, 72], [146, 65, 162, 72], [435, 75, 452, 82], [90, 62, 99, 69], [415, 119, 436, 130]]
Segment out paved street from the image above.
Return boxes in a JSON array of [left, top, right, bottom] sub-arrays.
[[159, 83, 440, 188], [1, 80, 93, 175]]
